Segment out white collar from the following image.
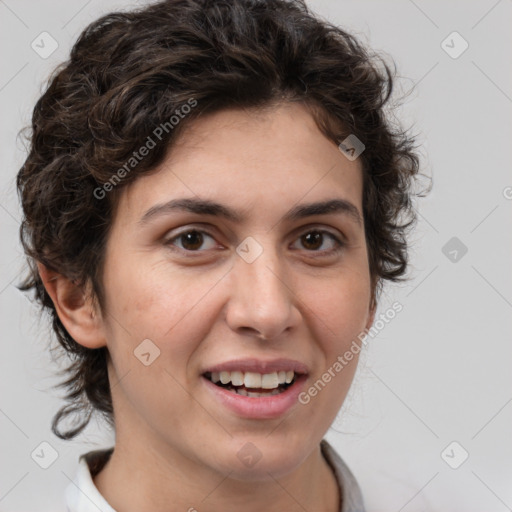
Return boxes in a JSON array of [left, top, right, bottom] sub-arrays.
[[64, 450, 116, 512]]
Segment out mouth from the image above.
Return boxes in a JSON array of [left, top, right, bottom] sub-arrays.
[[200, 359, 309, 419], [202, 370, 298, 398], [201, 359, 309, 420]]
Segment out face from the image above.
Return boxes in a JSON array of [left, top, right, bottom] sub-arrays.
[[99, 102, 375, 480]]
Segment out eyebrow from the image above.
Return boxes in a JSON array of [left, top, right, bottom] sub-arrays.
[[138, 197, 363, 227]]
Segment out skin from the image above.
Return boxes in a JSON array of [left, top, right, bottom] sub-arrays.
[[39, 102, 376, 512]]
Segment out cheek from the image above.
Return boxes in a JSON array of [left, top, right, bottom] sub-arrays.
[[300, 271, 371, 417], [102, 259, 224, 362], [305, 270, 372, 352]]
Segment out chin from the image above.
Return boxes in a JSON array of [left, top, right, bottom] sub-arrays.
[[212, 436, 313, 481]]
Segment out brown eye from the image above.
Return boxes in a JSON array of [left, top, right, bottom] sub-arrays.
[[292, 230, 344, 255], [301, 232, 323, 250], [165, 230, 217, 252]]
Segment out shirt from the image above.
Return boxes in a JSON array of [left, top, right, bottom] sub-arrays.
[[64, 439, 365, 511]]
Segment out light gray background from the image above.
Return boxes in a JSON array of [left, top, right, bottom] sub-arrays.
[[1, 0, 511, 510]]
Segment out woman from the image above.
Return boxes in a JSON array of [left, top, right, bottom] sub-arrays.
[[16, 0, 421, 510]]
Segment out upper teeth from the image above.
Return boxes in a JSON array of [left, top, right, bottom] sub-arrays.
[[210, 371, 295, 389]]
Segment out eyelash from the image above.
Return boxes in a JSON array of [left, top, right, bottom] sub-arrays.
[[163, 227, 346, 257]]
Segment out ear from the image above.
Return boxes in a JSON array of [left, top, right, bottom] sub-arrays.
[[365, 290, 377, 332], [37, 262, 107, 349]]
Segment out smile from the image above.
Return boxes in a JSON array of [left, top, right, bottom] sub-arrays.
[[204, 370, 296, 397]]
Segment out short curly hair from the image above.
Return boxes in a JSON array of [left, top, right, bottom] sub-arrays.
[[16, 0, 422, 440]]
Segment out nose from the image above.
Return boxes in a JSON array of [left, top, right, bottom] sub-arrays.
[[224, 244, 301, 341]]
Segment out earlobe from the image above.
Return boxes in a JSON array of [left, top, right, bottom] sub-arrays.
[[37, 262, 107, 349], [366, 307, 376, 332], [365, 293, 377, 332]]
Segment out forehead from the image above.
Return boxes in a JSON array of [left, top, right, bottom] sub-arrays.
[[118, 102, 364, 226]]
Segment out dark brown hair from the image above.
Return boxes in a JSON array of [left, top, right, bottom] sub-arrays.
[[17, 0, 424, 439]]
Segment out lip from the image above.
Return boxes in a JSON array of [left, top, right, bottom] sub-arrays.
[[201, 373, 308, 420], [202, 358, 309, 375]]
